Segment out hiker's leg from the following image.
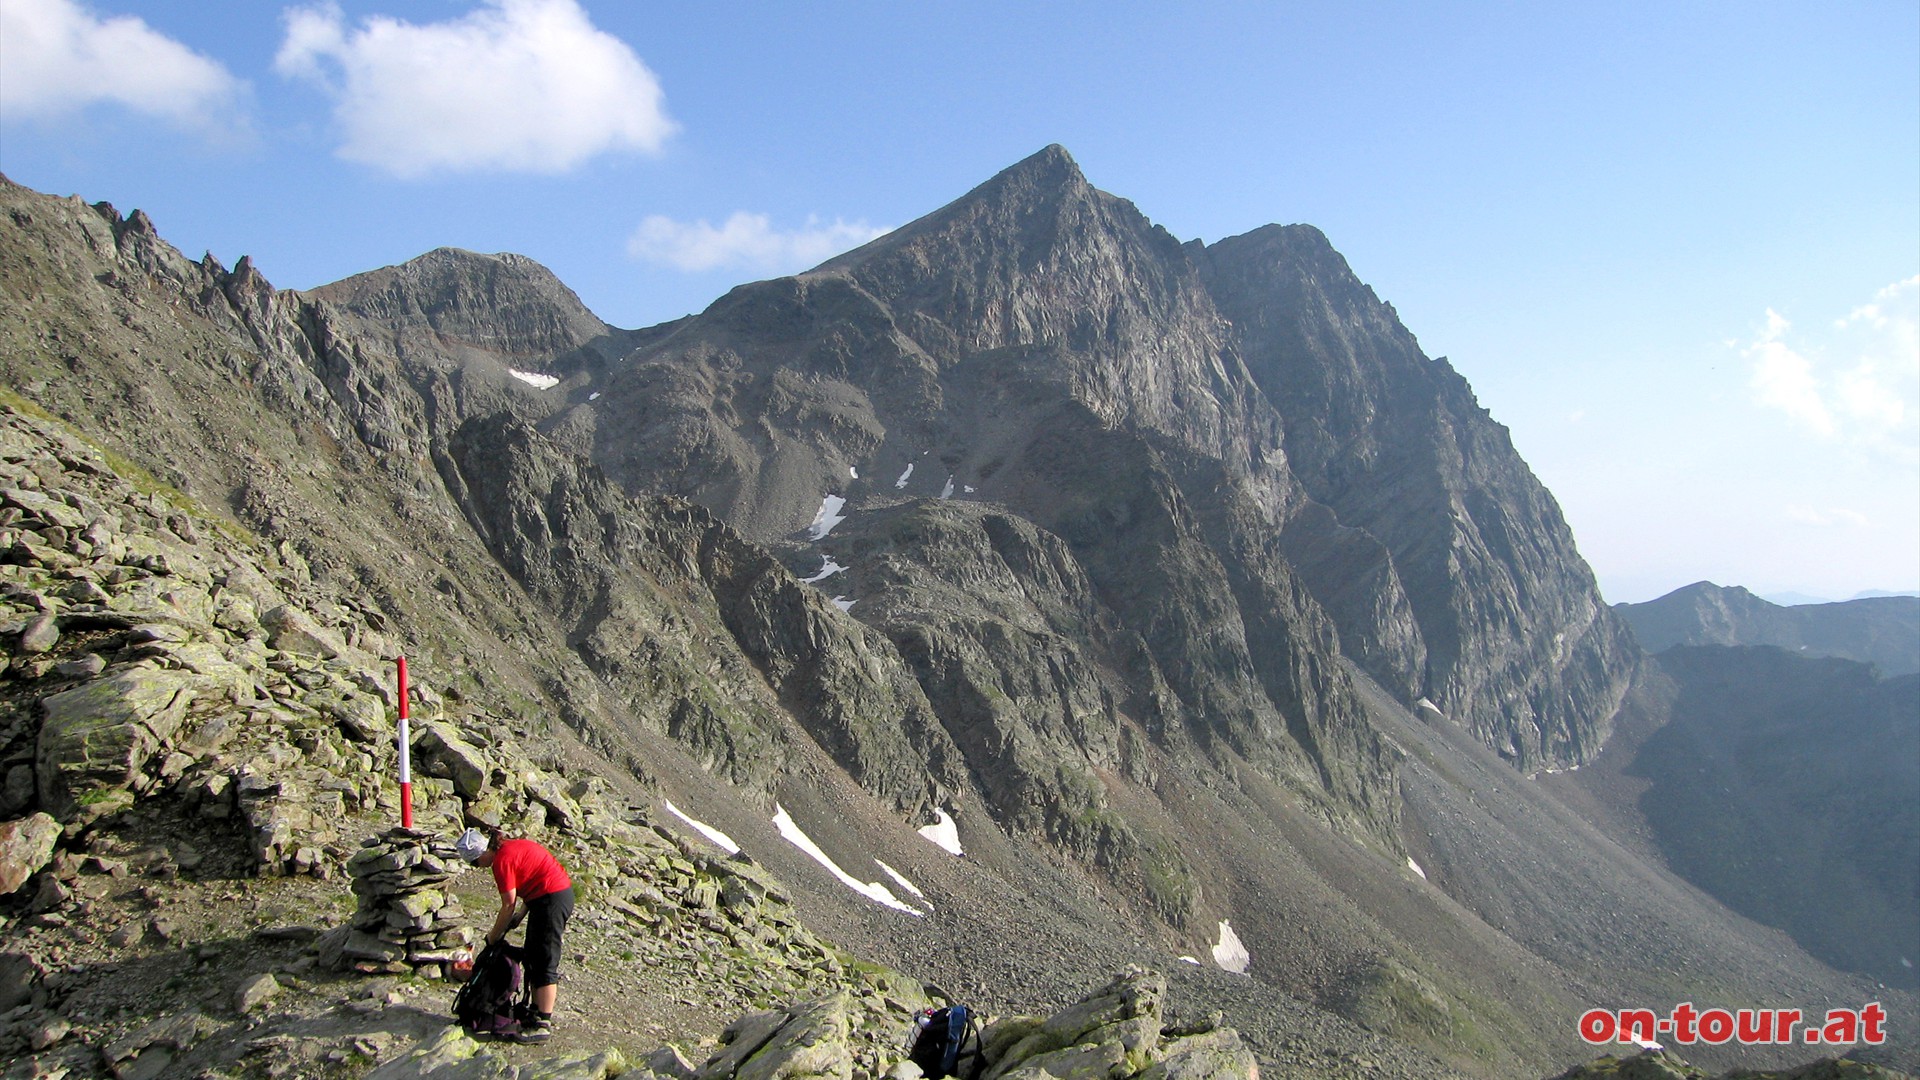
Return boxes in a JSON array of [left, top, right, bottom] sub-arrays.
[[525, 888, 574, 1017]]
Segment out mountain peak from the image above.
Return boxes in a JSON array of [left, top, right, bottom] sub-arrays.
[[309, 245, 617, 363], [804, 144, 1112, 281], [1003, 142, 1082, 182], [968, 142, 1093, 211]]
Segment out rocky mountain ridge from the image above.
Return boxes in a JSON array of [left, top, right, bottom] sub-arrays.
[[1616, 582, 1920, 677], [1, 155, 1911, 1079]]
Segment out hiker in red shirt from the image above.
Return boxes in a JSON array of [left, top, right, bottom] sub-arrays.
[[456, 827, 574, 1043]]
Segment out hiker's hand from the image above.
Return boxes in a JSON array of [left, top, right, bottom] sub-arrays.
[[488, 889, 518, 947]]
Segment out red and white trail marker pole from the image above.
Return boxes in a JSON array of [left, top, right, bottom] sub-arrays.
[[397, 656, 413, 830]]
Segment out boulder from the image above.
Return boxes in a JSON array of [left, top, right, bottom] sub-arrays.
[[986, 969, 1163, 1080], [735, 995, 855, 1080], [415, 722, 490, 800], [101, 1012, 215, 1072], [997, 1039, 1127, 1080], [365, 1025, 499, 1080], [36, 668, 198, 819], [1135, 1029, 1258, 1080], [698, 1010, 792, 1080], [516, 1050, 632, 1080], [0, 814, 62, 891], [0, 764, 37, 818], [647, 1046, 699, 1080], [165, 642, 256, 702], [262, 604, 348, 659], [28, 1014, 71, 1051], [0, 950, 46, 1011], [234, 972, 283, 1014], [524, 772, 580, 830], [16, 611, 57, 654], [322, 689, 390, 743]]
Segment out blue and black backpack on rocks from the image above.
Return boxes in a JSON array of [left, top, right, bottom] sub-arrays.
[[907, 1004, 982, 1080]]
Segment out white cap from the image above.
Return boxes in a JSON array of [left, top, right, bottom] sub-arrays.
[[455, 828, 489, 862]]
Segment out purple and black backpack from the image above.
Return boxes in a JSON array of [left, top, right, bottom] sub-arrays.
[[452, 940, 529, 1037]]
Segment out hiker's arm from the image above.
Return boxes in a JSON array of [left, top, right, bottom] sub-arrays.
[[487, 888, 519, 945]]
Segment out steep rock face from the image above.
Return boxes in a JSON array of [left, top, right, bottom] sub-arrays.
[[1200, 224, 1639, 768], [819, 497, 1204, 917], [1617, 582, 1920, 676], [442, 413, 956, 811], [575, 145, 1290, 541], [805, 144, 1286, 477]]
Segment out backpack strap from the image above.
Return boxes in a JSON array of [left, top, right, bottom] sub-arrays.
[[956, 1012, 985, 1080]]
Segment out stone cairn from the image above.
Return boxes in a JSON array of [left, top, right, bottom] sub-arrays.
[[328, 827, 474, 977]]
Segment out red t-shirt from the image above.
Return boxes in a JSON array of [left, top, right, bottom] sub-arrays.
[[491, 838, 571, 900]]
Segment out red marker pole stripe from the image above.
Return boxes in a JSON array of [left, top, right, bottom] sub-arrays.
[[397, 656, 413, 830]]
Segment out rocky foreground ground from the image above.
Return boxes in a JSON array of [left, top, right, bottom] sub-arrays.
[[1, 402, 1905, 1080]]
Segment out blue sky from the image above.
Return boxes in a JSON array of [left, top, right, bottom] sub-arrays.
[[2, 0, 1915, 604]]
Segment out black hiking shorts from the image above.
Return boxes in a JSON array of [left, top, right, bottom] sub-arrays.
[[525, 886, 575, 988]]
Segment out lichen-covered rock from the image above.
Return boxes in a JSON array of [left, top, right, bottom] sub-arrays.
[[262, 603, 349, 659], [36, 667, 199, 819], [966, 970, 1258, 1080], [986, 968, 1164, 1080], [698, 1009, 794, 1080], [734, 995, 855, 1080], [997, 1039, 1127, 1080], [1134, 1029, 1257, 1080], [365, 1025, 503, 1080], [15, 610, 57, 654], [517, 1049, 633, 1080]]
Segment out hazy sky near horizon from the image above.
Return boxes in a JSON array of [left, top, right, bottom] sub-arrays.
[[2, 0, 1915, 604]]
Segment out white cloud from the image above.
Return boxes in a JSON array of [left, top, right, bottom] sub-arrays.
[[1742, 279, 1919, 460], [0, 0, 243, 131], [628, 211, 891, 274], [275, 0, 673, 178], [1744, 309, 1834, 436]]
